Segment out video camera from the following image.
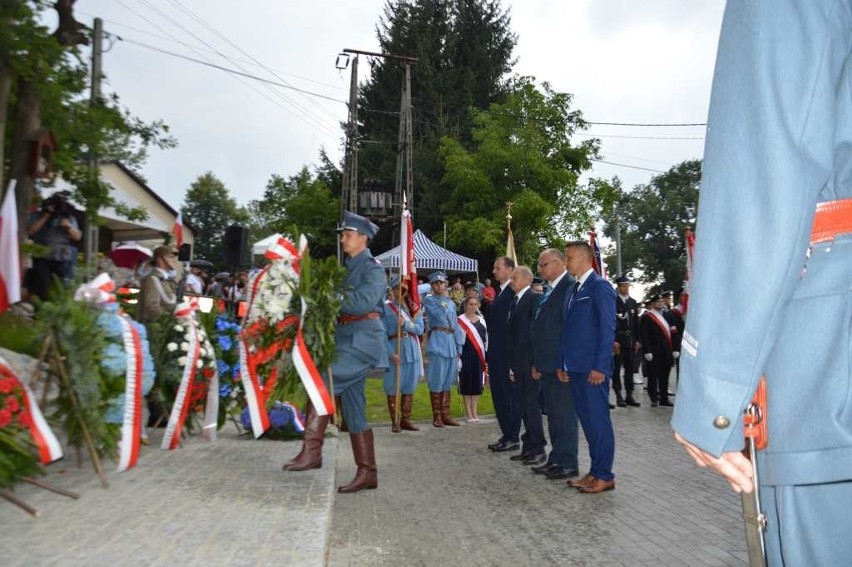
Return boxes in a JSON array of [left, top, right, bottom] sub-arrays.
[[41, 190, 75, 218]]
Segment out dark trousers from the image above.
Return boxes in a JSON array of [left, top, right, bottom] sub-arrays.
[[612, 339, 635, 400], [516, 370, 545, 455], [30, 258, 66, 301], [646, 360, 671, 403], [490, 361, 520, 443], [570, 371, 615, 481], [541, 372, 578, 470]]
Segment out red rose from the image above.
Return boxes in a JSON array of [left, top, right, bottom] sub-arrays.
[[17, 410, 31, 428], [5, 395, 20, 413], [202, 367, 214, 379], [0, 409, 11, 428], [0, 378, 15, 394]]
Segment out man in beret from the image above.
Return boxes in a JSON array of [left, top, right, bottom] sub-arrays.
[[283, 211, 388, 494], [639, 294, 677, 407], [423, 271, 465, 427]]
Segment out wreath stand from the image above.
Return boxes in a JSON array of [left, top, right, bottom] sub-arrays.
[[0, 477, 80, 517], [30, 331, 109, 489]]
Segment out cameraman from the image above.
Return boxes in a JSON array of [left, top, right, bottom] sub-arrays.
[[26, 191, 81, 301]]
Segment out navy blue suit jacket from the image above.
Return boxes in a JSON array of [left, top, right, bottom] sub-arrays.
[[530, 273, 573, 373], [561, 271, 616, 376], [486, 283, 515, 369], [507, 288, 537, 374]]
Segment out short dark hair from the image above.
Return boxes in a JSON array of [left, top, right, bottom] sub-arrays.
[[565, 240, 593, 260], [496, 256, 516, 270]]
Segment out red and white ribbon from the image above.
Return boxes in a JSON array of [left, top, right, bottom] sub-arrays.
[[0, 356, 63, 464], [74, 272, 117, 304], [116, 316, 143, 471], [238, 336, 270, 437], [161, 303, 201, 450], [458, 315, 488, 386], [292, 235, 334, 416]]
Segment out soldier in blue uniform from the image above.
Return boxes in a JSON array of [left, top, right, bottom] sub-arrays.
[[381, 276, 424, 433], [422, 272, 465, 427], [283, 211, 388, 495], [672, 2, 852, 563]]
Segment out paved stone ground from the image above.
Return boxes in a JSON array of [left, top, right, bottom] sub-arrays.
[[0, 426, 338, 567], [328, 387, 748, 567]]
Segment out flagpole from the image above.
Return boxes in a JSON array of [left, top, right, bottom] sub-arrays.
[[394, 283, 403, 429]]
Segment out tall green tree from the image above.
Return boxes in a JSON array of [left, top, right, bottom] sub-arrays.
[[438, 78, 611, 264], [602, 159, 701, 292], [357, 0, 517, 235], [2, 0, 175, 237], [246, 166, 341, 259], [181, 173, 248, 265]]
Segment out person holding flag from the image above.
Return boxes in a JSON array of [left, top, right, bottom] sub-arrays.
[[380, 276, 424, 432]]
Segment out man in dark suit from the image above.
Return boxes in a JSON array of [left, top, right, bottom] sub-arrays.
[[640, 293, 677, 407], [485, 256, 519, 452], [530, 248, 579, 481], [613, 275, 641, 408], [506, 266, 546, 465], [562, 241, 617, 494]]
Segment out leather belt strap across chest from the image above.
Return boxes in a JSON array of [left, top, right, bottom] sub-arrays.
[[337, 312, 380, 325], [811, 198, 852, 244]]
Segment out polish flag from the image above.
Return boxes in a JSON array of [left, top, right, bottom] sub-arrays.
[[0, 181, 21, 312], [400, 208, 421, 317], [172, 212, 184, 248]]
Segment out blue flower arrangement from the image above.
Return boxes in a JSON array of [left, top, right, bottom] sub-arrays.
[[240, 401, 305, 439]]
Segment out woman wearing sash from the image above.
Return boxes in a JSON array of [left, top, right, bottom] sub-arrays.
[[380, 277, 424, 432], [457, 296, 488, 423]]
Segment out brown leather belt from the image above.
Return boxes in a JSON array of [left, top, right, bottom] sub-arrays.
[[337, 312, 380, 325], [430, 326, 454, 334], [812, 198, 852, 244], [388, 332, 414, 339]]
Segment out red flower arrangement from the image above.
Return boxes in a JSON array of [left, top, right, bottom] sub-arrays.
[[0, 367, 31, 431]]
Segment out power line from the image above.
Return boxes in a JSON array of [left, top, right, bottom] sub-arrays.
[[586, 121, 705, 127], [592, 159, 665, 173], [116, 37, 348, 104], [578, 133, 705, 140]]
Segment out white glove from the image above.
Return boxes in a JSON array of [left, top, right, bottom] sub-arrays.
[[673, 351, 680, 359], [644, 353, 653, 362], [457, 357, 463, 372]]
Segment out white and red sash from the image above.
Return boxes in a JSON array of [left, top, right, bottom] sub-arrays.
[[0, 355, 63, 464], [647, 310, 673, 352], [116, 315, 143, 470], [457, 315, 487, 386], [385, 300, 416, 340]]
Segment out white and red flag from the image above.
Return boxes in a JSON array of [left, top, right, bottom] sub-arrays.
[[400, 208, 421, 317], [683, 229, 695, 316], [0, 181, 21, 312], [589, 230, 606, 279], [172, 212, 184, 248]]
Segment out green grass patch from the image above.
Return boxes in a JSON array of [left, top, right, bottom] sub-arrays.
[[364, 377, 494, 423]]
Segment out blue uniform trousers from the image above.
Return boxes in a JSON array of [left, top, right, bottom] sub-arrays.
[[569, 372, 615, 481], [427, 354, 456, 392], [540, 372, 578, 470], [516, 371, 545, 455], [330, 358, 372, 434], [383, 361, 418, 396]]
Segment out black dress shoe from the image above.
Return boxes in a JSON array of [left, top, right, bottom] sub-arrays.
[[616, 399, 627, 408], [493, 440, 520, 452], [510, 452, 532, 461], [487, 439, 505, 451], [609, 403, 616, 409], [660, 400, 674, 407], [625, 398, 641, 407], [651, 401, 659, 407], [545, 466, 580, 480], [531, 462, 557, 474], [522, 453, 547, 466]]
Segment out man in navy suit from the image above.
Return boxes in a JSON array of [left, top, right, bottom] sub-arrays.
[[530, 248, 579, 480], [506, 266, 546, 465], [486, 256, 519, 452], [562, 241, 617, 494]]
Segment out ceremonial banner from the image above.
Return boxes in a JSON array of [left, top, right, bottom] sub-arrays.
[[683, 229, 695, 316], [172, 212, 184, 248], [400, 209, 421, 317], [589, 230, 606, 278], [0, 181, 21, 312]]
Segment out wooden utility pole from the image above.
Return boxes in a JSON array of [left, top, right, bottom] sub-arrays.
[[84, 17, 103, 272], [338, 48, 417, 224]]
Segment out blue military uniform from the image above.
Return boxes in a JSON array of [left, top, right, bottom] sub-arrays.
[[423, 272, 465, 427], [380, 281, 424, 432], [283, 211, 386, 495], [671, 2, 852, 563]]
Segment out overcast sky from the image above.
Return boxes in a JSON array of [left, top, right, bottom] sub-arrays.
[[67, 0, 725, 213]]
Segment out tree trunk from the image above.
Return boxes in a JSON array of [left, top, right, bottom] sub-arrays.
[[9, 78, 39, 242], [0, 64, 11, 193]]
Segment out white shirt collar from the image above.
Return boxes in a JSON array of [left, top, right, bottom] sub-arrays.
[[549, 270, 568, 288], [514, 285, 530, 300], [576, 268, 595, 289], [499, 280, 511, 293]]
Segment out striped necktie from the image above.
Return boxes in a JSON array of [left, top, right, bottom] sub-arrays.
[[534, 286, 552, 319]]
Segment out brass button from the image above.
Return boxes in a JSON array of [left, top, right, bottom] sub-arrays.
[[713, 416, 730, 429]]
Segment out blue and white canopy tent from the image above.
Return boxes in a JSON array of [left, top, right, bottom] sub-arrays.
[[375, 229, 477, 274]]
